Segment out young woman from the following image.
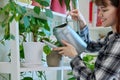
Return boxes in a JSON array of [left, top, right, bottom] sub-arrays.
[[53, 0, 120, 80]]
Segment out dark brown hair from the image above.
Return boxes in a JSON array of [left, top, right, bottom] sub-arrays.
[[95, 0, 120, 33]]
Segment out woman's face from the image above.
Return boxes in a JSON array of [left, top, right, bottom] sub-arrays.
[[98, 0, 117, 29]]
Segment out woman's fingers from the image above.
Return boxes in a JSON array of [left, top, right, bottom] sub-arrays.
[[53, 47, 65, 52], [61, 40, 71, 46], [58, 50, 64, 54]]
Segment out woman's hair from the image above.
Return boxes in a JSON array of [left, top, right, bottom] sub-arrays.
[[95, 0, 120, 33]]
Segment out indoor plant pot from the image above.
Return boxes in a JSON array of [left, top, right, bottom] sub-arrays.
[[46, 50, 62, 67], [50, 0, 66, 14], [23, 42, 44, 65], [43, 40, 63, 67]]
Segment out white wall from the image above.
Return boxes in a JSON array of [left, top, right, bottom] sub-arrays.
[[78, 0, 89, 26]]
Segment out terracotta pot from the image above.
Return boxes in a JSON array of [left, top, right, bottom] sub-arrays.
[[50, 0, 66, 14], [32, 0, 41, 7], [46, 51, 62, 67]]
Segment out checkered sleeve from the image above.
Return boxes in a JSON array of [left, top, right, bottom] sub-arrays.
[[78, 26, 105, 52], [77, 25, 90, 44], [94, 38, 120, 80], [70, 38, 120, 80], [70, 55, 94, 80]]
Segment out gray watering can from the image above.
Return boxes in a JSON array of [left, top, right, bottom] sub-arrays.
[[53, 15, 87, 54]]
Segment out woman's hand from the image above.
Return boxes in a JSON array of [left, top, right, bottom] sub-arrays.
[[69, 9, 79, 21], [69, 9, 87, 30], [53, 40, 78, 58]]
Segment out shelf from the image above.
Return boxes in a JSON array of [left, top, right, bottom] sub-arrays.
[[0, 1, 72, 80], [20, 66, 71, 72], [16, 1, 71, 21]]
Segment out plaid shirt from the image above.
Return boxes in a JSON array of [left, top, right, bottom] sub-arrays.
[[70, 26, 120, 80]]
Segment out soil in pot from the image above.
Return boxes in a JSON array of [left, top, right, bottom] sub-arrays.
[[46, 50, 62, 67]]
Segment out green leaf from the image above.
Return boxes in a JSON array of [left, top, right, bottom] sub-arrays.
[[44, 21, 50, 31], [34, 6, 40, 15], [16, 5, 26, 15], [83, 55, 94, 62], [9, 14, 15, 22], [68, 77, 76, 80], [23, 16, 30, 28], [39, 0, 49, 7], [0, 41, 5, 45], [19, 23, 25, 33], [83, 54, 96, 71], [71, 0, 77, 9], [20, 44, 25, 59], [9, 2, 16, 12], [10, 34, 15, 40], [64, 0, 71, 11], [59, 0, 63, 6], [4, 34, 10, 40], [22, 77, 33, 80], [67, 71, 73, 75], [38, 31, 46, 36], [45, 9, 53, 18], [30, 16, 36, 25], [43, 45, 51, 55], [15, 14, 21, 21]]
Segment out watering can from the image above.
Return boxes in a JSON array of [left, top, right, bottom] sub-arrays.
[[53, 15, 87, 54]]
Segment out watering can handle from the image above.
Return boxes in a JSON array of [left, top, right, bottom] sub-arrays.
[[65, 13, 81, 34], [65, 14, 70, 24]]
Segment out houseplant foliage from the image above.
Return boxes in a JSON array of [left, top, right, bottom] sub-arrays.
[[0, 0, 53, 44], [59, 0, 71, 11], [67, 54, 96, 80], [21, 71, 47, 80], [59, 0, 78, 11], [43, 40, 62, 67], [0, 0, 53, 79], [0, 0, 53, 56]]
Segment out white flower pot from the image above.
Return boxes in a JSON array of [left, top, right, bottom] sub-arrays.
[[23, 42, 44, 65]]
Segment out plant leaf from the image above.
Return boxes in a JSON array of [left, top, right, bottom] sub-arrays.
[[33, 6, 40, 15], [64, 0, 71, 11], [43, 45, 51, 55], [22, 77, 33, 80], [59, 0, 63, 6], [20, 44, 24, 59], [45, 9, 53, 18], [10, 34, 15, 40], [23, 16, 30, 28], [68, 77, 76, 80]]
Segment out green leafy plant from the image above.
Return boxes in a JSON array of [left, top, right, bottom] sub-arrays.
[[67, 71, 76, 80], [59, 0, 78, 11], [43, 40, 61, 55], [83, 54, 96, 71], [67, 54, 96, 80], [0, 1, 23, 44], [19, 0, 53, 42], [0, 0, 53, 80], [0, 0, 53, 43], [21, 71, 47, 80]]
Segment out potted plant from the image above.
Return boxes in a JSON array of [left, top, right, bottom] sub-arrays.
[[0, 0, 53, 79], [18, 0, 53, 65], [43, 40, 63, 67], [0, 0, 53, 64]]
